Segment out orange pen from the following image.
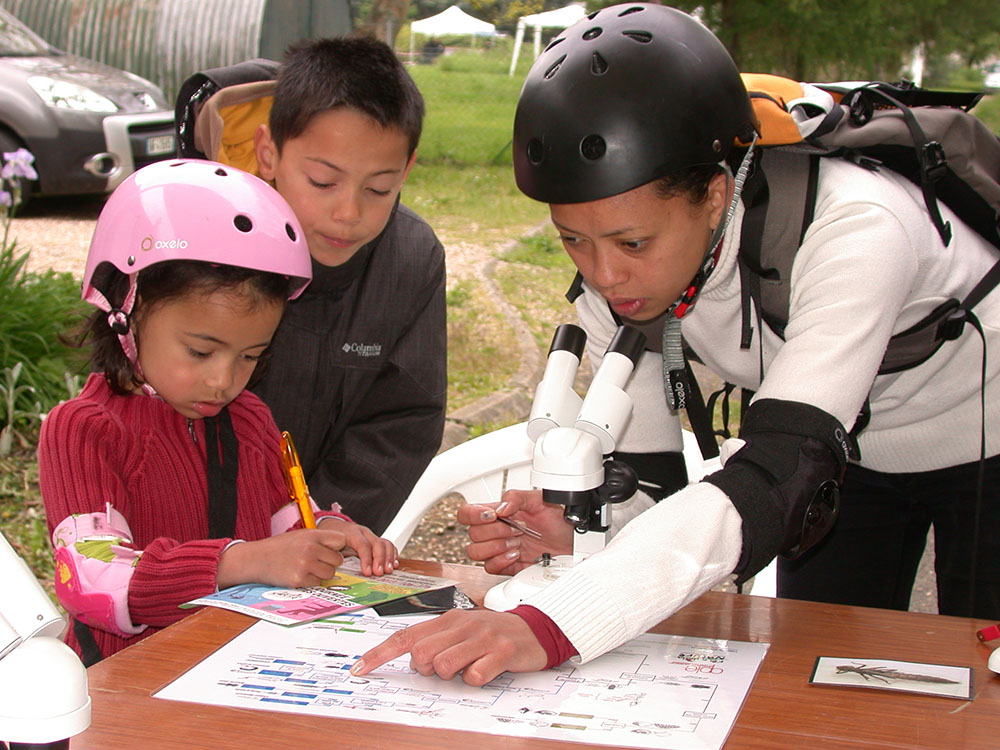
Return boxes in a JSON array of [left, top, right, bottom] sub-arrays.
[[280, 431, 316, 529]]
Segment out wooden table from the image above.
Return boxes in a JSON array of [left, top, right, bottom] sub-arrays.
[[73, 560, 1000, 749]]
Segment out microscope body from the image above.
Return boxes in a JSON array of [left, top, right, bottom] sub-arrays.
[[483, 324, 645, 611]]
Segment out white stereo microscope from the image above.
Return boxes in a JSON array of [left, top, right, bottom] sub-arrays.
[[484, 323, 646, 611]]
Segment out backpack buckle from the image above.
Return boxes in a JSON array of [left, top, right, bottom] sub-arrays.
[[938, 307, 967, 341], [920, 141, 948, 181], [846, 89, 874, 125]]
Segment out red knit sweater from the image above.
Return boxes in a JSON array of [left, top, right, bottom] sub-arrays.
[[38, 373, 340, 659]]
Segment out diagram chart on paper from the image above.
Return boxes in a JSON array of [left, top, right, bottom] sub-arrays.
[[154, 611, 768, 750]]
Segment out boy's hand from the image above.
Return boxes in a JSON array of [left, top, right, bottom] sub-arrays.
[[350, 609, 547, 686], [317, 517, 398, 576], [459, 489, 573, 575], [217, 528, 347, 589]]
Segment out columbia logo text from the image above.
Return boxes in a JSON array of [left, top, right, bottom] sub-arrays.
[[341, 342, 382, 358]]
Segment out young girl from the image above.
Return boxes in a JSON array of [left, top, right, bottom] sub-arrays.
[[38, 159, 398, 664]]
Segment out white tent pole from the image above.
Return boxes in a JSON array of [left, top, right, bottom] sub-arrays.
[[533, 23, 542, 60], [508, 19, 526, 76]]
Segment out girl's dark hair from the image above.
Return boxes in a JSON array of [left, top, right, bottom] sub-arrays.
[[652, 163, 726, 205], [75, 260, 291, 395]]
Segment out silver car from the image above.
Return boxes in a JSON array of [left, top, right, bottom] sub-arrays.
[[0, 7, 175, 197]]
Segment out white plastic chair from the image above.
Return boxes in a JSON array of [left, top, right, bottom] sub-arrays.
[[383, 423, 777, 597], [385, 425, 717, 547]]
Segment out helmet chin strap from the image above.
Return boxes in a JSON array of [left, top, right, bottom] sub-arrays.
[[84, 275, 158, 398], [661, 136, 758, 412]]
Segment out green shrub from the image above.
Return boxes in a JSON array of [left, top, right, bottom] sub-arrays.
[[0, 242, 88, 421]]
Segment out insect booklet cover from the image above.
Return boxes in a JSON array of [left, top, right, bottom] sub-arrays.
[[810, 656, 973, 699], [182, 558, 456, 626]]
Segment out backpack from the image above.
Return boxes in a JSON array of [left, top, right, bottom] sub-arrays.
[[173, 59, 279, 170], [735, 74, 1000, 374], [667, 75, 1000, 459]]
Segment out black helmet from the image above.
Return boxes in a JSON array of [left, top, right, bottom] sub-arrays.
[[513, 4, 758, 204]]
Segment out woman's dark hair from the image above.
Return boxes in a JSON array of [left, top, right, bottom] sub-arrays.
[[74, 260, 291, 395], [652, 164, 726, 205]]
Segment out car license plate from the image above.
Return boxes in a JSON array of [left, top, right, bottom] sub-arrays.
[[146, 135, 175, 155]]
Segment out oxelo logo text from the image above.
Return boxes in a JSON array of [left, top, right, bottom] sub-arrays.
[[141, 235, 189, 251]]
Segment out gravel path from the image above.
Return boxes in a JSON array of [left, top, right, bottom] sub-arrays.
[[12, 195, 103, 278]]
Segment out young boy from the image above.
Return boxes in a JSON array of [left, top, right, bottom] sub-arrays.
[[175, 37, 446, 534]]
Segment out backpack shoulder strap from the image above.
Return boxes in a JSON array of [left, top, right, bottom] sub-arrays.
[[737, 147, 821, 344]]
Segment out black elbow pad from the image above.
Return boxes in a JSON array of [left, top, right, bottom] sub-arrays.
[[704, 399, 853, 581]]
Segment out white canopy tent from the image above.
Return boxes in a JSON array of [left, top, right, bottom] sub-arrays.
[[508, 3, 587, 76], [409, 6, 497, 60]]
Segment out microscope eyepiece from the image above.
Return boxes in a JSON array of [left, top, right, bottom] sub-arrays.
[[607, 325, 646, 365], [549, 323, 587, 358]]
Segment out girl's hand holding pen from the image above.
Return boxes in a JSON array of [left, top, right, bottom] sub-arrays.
[[217, 528, 348, 589], [458, 490, 574, 575], [276, 430, 397, 577]]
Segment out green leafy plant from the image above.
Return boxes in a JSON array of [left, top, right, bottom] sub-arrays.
[[0, 362, 41, 457], [0, 149, 89, 431]]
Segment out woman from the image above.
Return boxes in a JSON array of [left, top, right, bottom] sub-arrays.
[[352, 3, 1000, 684]]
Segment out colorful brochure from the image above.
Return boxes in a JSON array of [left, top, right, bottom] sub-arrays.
[[182, 558, 455, 626]]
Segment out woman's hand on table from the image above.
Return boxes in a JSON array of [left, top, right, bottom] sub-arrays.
[[350, 609, 547, 685]]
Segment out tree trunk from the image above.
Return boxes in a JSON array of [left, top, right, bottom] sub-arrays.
[[361, 0, 411, 49]]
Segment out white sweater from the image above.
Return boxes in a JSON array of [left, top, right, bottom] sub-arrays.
[[524, 158, 1000, 661]]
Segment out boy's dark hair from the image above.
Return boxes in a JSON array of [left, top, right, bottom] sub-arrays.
[[76, 261, 291, 395], [270, 35, 425, 156]]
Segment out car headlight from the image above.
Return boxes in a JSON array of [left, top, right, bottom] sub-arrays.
[[27, 76, 118, 113]]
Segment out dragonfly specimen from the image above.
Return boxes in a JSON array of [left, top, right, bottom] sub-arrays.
[[835, 663, 959, 685]]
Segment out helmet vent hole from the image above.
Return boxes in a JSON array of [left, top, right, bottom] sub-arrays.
[[582, 28, 602, 41], [234, 215, 253, 233], [618, 6, 645, 18], [285, 223, 297, 241], [544, 55, 566, 80], [622, 30, 652, 44], [527, 138, 544, 165], [591, 52, 608, 75], [215, 168, 227, 176], [544, 37, 564, 54], [580, 135, 606, 162]]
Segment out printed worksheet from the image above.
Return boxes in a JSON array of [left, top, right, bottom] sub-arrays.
[[181, 558, 454, 625], [155, 610, 769, 750]]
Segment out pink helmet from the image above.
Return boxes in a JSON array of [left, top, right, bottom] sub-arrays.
[[82, 158, 311, 306], [82, 159, 311, 381]]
